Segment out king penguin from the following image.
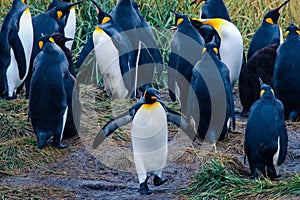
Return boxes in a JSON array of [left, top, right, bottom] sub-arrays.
[[245, 82, 287, 180], [48, 0, 77, 50], [273, 23, 300, 121], [92, 88, 196, 195], [29, 35, 70, 149], [190, 0, 231, 22], [24, 1, 82, 98], [191, 17, 243, 86], [51, 32, 81, 139], [187, 40, 235, 151], [168, 10, 204, 115], [247, 0, 290, 60], [0, 0, 33, 99]]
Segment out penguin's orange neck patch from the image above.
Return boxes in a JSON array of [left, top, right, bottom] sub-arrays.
[[142, 102, 161, 110]]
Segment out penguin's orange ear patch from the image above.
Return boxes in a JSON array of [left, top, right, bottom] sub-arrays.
[[297, 30, 300, 35], [176, 18, 184, 26], [49, 37, 55, 43], [102, 17, 110, 24], [260, 90, 265, 97], [39, 41, 43, 49], [284, 30, 290, 37], [213, 47, 219, 55], [57, 11, 63, 20], [265, 18, 274, 24], [202, 47, 207, 53]]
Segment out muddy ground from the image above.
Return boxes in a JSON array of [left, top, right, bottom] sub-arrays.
[[0, 87, 299, 199]]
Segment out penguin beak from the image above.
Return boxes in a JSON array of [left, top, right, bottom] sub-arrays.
[[277, 0, 290, 14], [190, 0, 201, 6], [151, 96, 158, 100]]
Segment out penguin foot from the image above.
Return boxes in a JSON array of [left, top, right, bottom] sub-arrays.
[[153, 175, 167, 186], [53, 142, 68, 149], [138, 182, 152, 195]]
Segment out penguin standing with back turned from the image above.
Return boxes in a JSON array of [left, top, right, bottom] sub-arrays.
[[29, 35, 70, 149], [273, 23, 300, 121], [0, 0, 33, 99], [93, 88, 196, 195], [245, 82, 287, 180]]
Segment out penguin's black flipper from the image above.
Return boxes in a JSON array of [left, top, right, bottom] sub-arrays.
[[275, 100, 288, 166], [165, 106, 197, 141], [77, 37, 94, 69], [8, 29, 27, 80], [93, 111, 132, 149]]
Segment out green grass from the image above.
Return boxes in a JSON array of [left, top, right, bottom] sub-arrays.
[[181, 156, 300, 199]]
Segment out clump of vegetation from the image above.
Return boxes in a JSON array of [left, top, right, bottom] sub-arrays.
[[181, 156, 300, 199]]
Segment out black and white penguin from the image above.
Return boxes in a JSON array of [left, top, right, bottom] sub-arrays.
[[187, 40, 235, 150], [239, 44, 279, 116], [51, 32, 80, 139], [245, 83, 287, 180], [92, 88, 196, 195], [190, 0, 231, 22], [273, 23, 300, 121], [191, 17, 243, 86], [48, 0, 77, 50], [168, 10, 204, 114], [24, 1, 82, 98], [247, 0, 290, 60], [29, 35, 70, 149], [0, 0, 33, 99]]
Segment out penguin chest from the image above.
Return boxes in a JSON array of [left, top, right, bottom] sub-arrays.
[[131, 102, 168, 172], [64, 8, 76, 50], [92, 28, 127, 99]]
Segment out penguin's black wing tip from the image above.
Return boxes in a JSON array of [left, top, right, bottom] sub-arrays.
[[92, 130, 107, 149]]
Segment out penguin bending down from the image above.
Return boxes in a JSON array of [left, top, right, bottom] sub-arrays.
[[0, 0, 33, 99], [273, 24, 300, 121], [29, 36, 70, 149], [93, 88, 196, 195], [191, 18, 243, 87], [190, 0, 231, 22], [187, 41, 235, 150], [247, 0, 290, 60], [239, 44, 279, 116], [245, 83, 287, 180], [168, 10, 204, 115]]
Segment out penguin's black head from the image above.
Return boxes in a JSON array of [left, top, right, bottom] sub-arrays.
[[144, 88, 160, 104], [203, 41, 221, 59], [51, 32, 72, 48], [264, 0, 289, 24], [170, 10, 189, 27], [91, 0, 112, 25], [55, 1, 83, 20], [284, 23, 300, 39], [260, 84, 275, 99], [198, 24, 220, 44], [38, 35, 56, 50]]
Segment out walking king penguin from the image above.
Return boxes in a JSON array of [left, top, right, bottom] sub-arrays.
[[245, 82, 287, 180], [191, 17, 243, 86], [187, 40, 235, 151], [273, 23, 300, 121], [190, 0, 231, 22], [0, 0, 33, 99], [48, 0, 77, 50], [168, 10, 204, 114], [93, 88, 196, 195], [247, 0, 290, 60], [29, 35, 70, 149]]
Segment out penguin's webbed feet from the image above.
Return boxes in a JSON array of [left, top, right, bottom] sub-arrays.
[[52, 142, 68, 149], [139, 181, 152, 195], [153, 175, 167, 186]]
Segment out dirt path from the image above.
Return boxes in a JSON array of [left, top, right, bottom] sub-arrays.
[[0, 88, 299, 199]]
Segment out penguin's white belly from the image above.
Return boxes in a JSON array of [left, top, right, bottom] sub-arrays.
[[64, 8, 76, 50], [218, 23, 243, 86], [93, 28, 128, 99], [6, 49, 19, 97], [131, 102, 168, 174]]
